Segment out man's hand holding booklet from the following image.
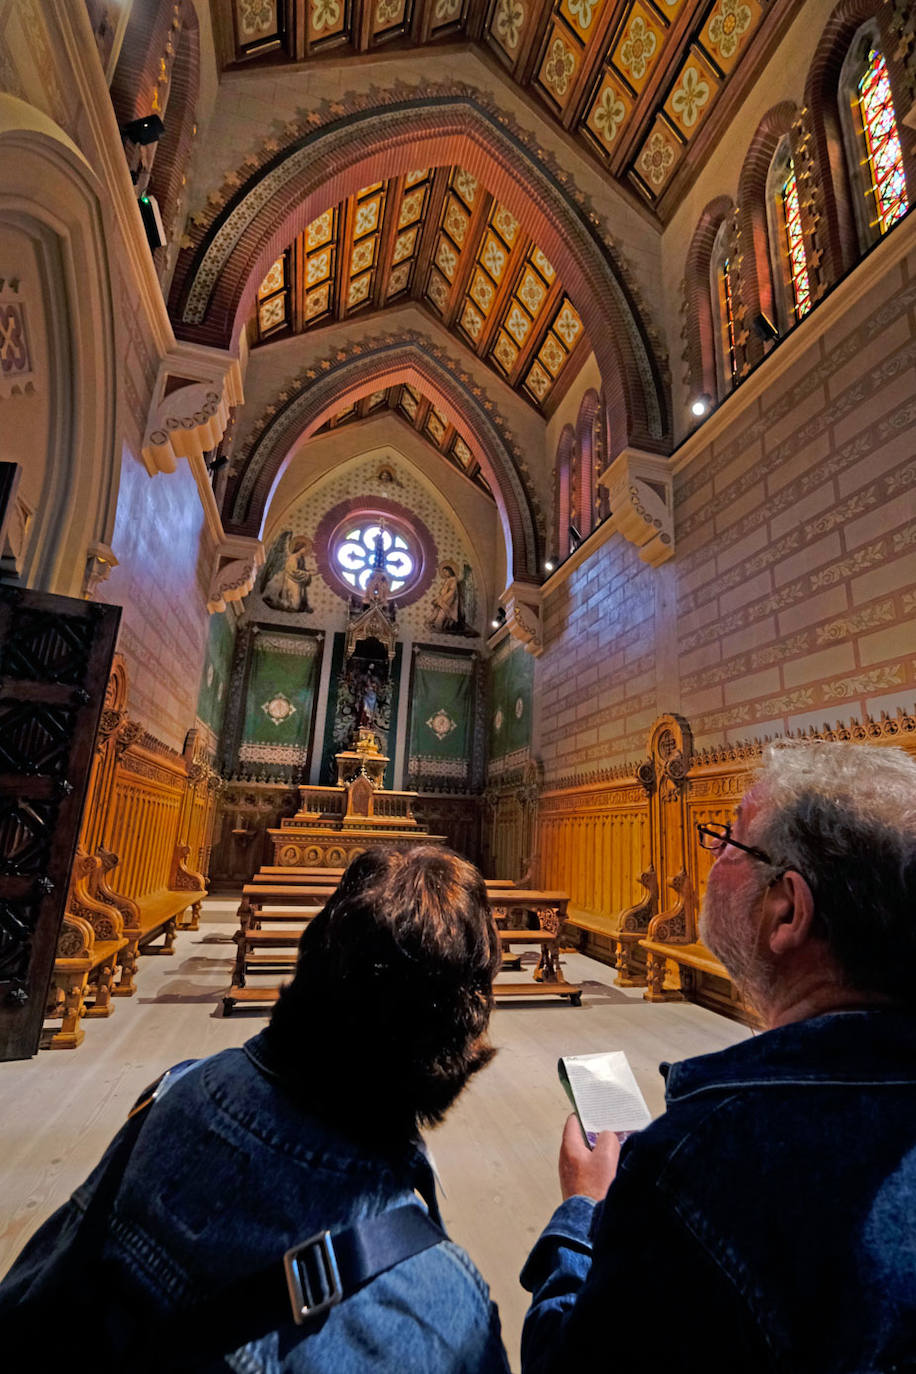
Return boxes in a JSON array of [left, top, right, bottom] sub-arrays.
[[558, 1050, 651, 1147]]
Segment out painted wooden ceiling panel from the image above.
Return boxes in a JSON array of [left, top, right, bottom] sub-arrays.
[[315, 383, 498, 497], [250, 163, 589, 415], [217, 0, 790, 218]]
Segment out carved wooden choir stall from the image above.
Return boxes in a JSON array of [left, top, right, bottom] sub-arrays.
[[523, 710, 916, 1024], [43, 657, 220, 1048]]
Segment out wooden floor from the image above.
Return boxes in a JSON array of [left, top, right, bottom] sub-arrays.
[[0, 900, 749, 1369]]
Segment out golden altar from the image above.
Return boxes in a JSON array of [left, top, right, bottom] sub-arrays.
[[268, 734, 445, 867]]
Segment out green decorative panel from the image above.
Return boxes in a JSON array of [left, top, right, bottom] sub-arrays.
[[238, 629, 322, 780], [196, 611, 235, 739], [407, 649, 475, 789], [488, 638, 533, 778]]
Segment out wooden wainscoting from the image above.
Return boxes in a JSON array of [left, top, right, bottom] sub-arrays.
[[533, 711, 916, 1023]]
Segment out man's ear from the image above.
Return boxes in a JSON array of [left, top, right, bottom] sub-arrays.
[[764, 870, 817, 955]]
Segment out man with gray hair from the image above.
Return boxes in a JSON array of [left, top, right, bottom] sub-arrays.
[[520, 740, 916, 1373]]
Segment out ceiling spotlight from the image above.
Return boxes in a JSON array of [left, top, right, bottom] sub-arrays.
[[544, 560, 555, 573], [691, 395, 712, 418]]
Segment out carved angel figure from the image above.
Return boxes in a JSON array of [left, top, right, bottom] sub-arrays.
[[259, 531, 313, 613]]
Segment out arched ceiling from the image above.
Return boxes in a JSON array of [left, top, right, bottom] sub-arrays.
[[224, 333, 543, 582], [250, 163, 589, 415], [211, 0, 795, 218], [313, 382, 497, 499]]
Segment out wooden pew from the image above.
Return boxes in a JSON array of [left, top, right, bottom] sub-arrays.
[[224, 884, 581, 1014], [238, 884, 337, 932], [489, 890, 581, 1004]]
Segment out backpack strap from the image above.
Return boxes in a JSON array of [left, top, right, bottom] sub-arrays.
[[165, 1204, 445, 1367]]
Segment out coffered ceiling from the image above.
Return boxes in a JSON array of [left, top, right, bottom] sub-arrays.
[[215, 0, 792, 215], [251, 163, 589, 414]]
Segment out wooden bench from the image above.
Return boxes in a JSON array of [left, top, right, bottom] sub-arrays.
[[127, 845, 207, 962], [490, 891, 582, 1004], [640, 937, 758, 1026], [42, 852, 129, 1050], [238, 884, 337, 931]]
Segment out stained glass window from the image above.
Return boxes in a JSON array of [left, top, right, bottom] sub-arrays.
[[718, 257, 738, 382], [857, 49, 908, 234], [333, 521, 416, 594], [781, 160, 811, 322]]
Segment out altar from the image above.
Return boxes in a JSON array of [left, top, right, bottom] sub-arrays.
[[268, 729, 446, 867]]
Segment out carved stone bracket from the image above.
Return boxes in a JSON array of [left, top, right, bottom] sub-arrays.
[[599, 448, 674, 567], [83, 542, 119, 600], [208, 534, 264, 614], [499, 581, 543, 657], [141, 347, 243, 476]]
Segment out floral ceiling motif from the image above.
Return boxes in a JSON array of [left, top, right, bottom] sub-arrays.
[[223, 0, 778, 213]]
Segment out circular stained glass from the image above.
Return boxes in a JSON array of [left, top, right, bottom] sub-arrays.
[[332, 519, 417, 594]]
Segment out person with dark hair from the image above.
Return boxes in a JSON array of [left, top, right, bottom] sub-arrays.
[[520, 740, 916, 1374], [0, 847, 510, 1373]]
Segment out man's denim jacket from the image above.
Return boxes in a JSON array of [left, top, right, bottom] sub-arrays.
[[521, 1010, 916, 1374], [0, 1031, 509, 1374]]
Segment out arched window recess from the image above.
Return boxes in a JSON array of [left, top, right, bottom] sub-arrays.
[[839, 25, 909, 249]]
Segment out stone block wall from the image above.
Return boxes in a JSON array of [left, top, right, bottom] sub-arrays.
[[537, 230, 916, 778]]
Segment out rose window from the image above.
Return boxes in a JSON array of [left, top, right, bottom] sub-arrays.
[[332, 521, 417, 594]]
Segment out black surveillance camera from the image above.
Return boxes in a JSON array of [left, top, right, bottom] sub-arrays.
[[122, 114, 165, 146]]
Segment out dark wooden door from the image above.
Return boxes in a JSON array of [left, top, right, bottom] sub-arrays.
[[0, 586, 120, 1060]]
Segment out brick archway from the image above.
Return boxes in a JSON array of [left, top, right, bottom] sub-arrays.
[[684, 196, 734, 401], [737, 101, 798, 369], [170, 89, 669, 454], [226, 337, 542, 585]]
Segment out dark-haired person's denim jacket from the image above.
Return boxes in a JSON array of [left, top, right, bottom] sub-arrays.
[[0, 1031, 510, 1374], [521, 1010, 916, 1374]]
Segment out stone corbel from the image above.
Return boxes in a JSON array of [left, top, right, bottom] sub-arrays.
[[499, 581, 543, 657], [83, 541, 119, 600], [599, 448, 674, 567], [141, 346, 244, 476], [207, 534, 264, 614]]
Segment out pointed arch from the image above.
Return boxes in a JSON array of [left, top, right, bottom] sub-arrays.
[[805, 0, 912, 281], [170, 90, 669, 453], [684, 196, 735, 403], [737, 102, 798, 367], [0, 95, 119, 597], [553, 425, 576, 562], [225, 336, 541, 585]]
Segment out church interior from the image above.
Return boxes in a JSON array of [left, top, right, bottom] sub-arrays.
[[1, 0, 915, 1356]]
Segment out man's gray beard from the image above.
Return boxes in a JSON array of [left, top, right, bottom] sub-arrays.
[[699, 897, 753, 985]]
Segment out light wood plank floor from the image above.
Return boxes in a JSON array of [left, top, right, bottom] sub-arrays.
[[0, 900, 749, 1369]]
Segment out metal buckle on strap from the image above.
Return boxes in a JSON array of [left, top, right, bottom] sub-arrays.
[[283, 1230, 343, 1326]]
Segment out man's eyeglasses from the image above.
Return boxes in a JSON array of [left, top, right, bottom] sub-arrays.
[[696, 821, 774, 867]]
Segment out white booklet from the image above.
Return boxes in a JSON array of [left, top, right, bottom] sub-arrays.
[[558, 1050, 652, 1147]]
